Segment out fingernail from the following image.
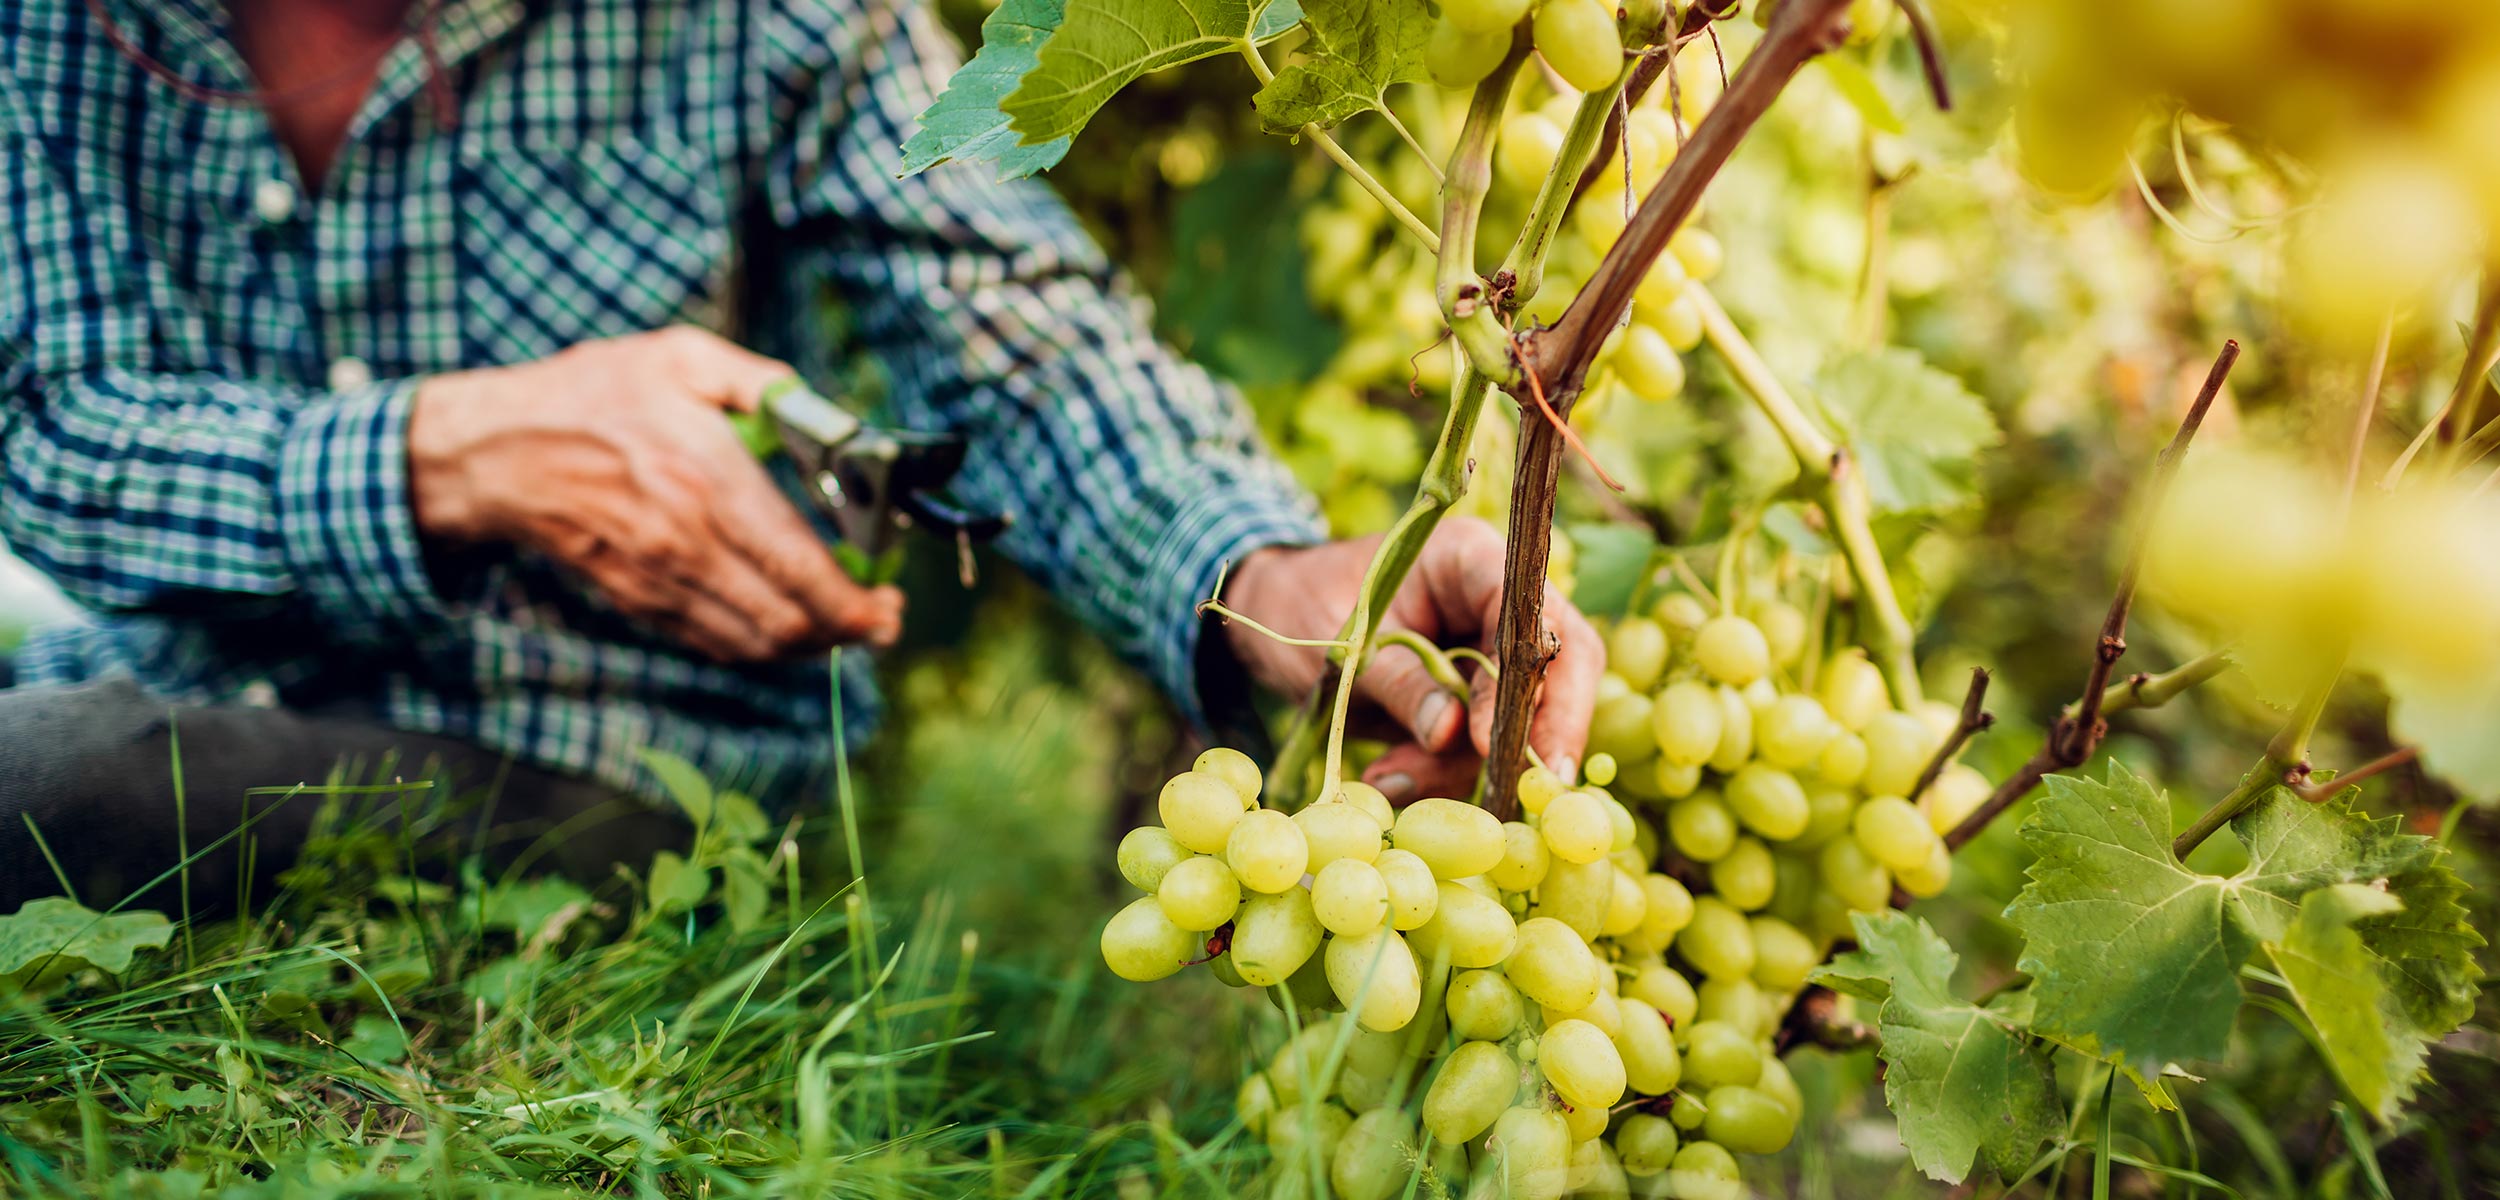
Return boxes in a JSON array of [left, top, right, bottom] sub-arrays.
[[1551, 756, 1578, 785], [1414, 693, 1454, 745], [1375, 772, 1417, 805]]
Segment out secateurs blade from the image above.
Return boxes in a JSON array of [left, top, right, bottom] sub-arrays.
[[730, 377, 1009, 586]]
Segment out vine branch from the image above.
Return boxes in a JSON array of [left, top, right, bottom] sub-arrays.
[[1907, 667, 1993, 805], [1941, 340, 2242, 851]]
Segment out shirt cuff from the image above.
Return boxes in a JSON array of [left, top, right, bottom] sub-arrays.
[[274, 379, 452, 643], [1137, 471, 1327, 735]]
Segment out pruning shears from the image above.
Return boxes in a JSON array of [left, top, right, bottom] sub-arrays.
[[728, 378, 1008, 586]]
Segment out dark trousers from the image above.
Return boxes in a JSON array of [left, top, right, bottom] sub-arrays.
[[0, 678, 686, 914]]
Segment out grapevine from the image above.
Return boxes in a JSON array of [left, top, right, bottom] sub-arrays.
[[902, 0, 2499, 1193]]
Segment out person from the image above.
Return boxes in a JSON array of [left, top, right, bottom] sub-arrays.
[[0, 0, 1601, 910]]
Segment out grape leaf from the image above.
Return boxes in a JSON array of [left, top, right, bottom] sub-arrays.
[[900, 0, 1076, 180], [2382, 669, 2500, 804], [1560, 522, 1658, 618], [1810, 347, 1999, 514], [1817, 55, 1904, 135], [2264, 884, 2420, 1120], [0, 898, 173, 987], [1250, 0, 1431, 133], [2004, 762, 2414, 1074], [1814, 911, 2060, 1184], [1005, 0, 1292, 145]]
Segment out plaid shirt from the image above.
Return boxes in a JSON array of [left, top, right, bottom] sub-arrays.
[[0, 0, 1322, 804]]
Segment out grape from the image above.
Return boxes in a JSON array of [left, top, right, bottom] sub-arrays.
[[1518, 766, 1570, 816], [1615, 1113, 1680, 1176], [1452, 873, 1502, 903], [1753, 695, 1836, 770], [1614, 997, 1682, 1094], [1496, 112, 1567, 193], [1561, 1094, 1610, 1144], [1706, 687, 1755, 773], [1333, 1109, 1417, 1200], [1232, 889, 1326, 986], [1209, 950, 1250, 988], [1337, 781, 1398, 830], [1668, 1092, 1709, 1131], [1693, 616, 1770, 685], [1375, 848, 1442, 930], [1657, 592, 1709, 636], [1634, 246, 1690, 308], [1616, 325, 1687, 401], [1159, 771, 1247, 853], [1504, 916, 1602, 1011], [1394, 798, 1507, 879], [1118, 826, 1192, 891], [1791, 787, 1855, 851], [1490, 820, 1554, 892], [1677, 897, 1755, 980], [1585, 752, 1620, 788], [1442, 0, 1529, 33], [1425, 17, 1511, 88], [1602, 867, 1650, 937], [1540, 790, 1615, 864], [1609, 617, 1671, 691], [1601, 792, 1639, 851], [1297, 800, 1385, 870], [1422, 1040, 1517, 1144], [1818, 651, 1889, 731], [1544, 987, 1622, 1039], [1702, 1086, 1796, 1154], [1157, 855, 1243, 931], [1724, 763, 1809, 841], [1411, 881, 1518, 968], [1532, 0, 1623, 93], [1589, 691, 1658, 768], [1812, 731, 1869, 789], [1817, 837, 1892, 913], [1895, 839, 1955, 898], [1327, 927, 1423, 1032], [1756, 1054, 1804, 1117], [1649, 292, 1704, 352], [1748, 915, 1818, 992], [1765, 853, 1817, 927], [1531, 854, 1614, 940], [1237, 1072, 1277, 1137], [1859, 711, 1939, 799], [1666, 793, 1739, 862], [1695, 975, 1766, 1038], [1313, 858, 1393, 937], [1750, 599, 1807, 667], [1102, 897, 1199, 981], [1267, 1019, 1342, 1102], [1853, 794, 1941, 873], [1922, 762, 1991, 834], [1681, 1020, 1761, 1089], [1274, 946, 1346, 1016], [1706, 837, 1776, 911], [1541, 1018, 1628, 1109], [1627, 961, 1698, 1028], [1664, 1142, 1742, 1200], [1195, 747, 1263, 805], [1268, 1101, 1354, 1163], [1653, 759, 1703, 798], [1448, 968, 1526, 1040], [1669, 228, 1724, 282], [1652, 682, 1722, 766], [1338, 1029, 1401, 1112], [1227, 809, 1312, 894]]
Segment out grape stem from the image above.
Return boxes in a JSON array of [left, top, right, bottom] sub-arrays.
[[1690, 283, 1923, 708], [1480, 0, 1866, 818], [2171, 666, 2336, 858], [1235, 41, 1441, 255], [1905, 666, 1993, 806], [2293, 745, 2418, 804], [2384, 275, 2500, 486], [2095, 649, 2231, 715], [1938, 341, 2242, 853], [1439, 38, 1530, 387]]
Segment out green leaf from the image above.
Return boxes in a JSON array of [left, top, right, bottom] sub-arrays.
[[721, 851, 772, 935], [1815, 911, 2060, 1184], [478, 876, 593, 940], [1561, 523, 1658, 618], [1158, 150, 1342, 386], [1810, 347, 1999, 514], [1250, 0, 1430, 133], [1817, 55, 1904, 135], [647, 851, 711, 915], [0, 898, 173, 988], [2264, 884, 2417, 1120], [1006, 0, 1284, 145], [638, 747, 714, 831], [2007, 762, 2470, 1076], [342, 1013, 410, 1065], [900, 0, 1076, 180]]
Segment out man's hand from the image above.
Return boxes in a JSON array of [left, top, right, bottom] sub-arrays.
[[408, 327, 904, 662], [1219, 518, 1604, 805]]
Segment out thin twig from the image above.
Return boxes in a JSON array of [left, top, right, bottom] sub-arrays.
[[2097, 650, 2232, 715], [2343, 314, 2392, 509], [2295, 746, 2418, 804], [1906, 667, 1992, 803], [1890, 0, 1952, 110], [1942, 341, 2242, 851]]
